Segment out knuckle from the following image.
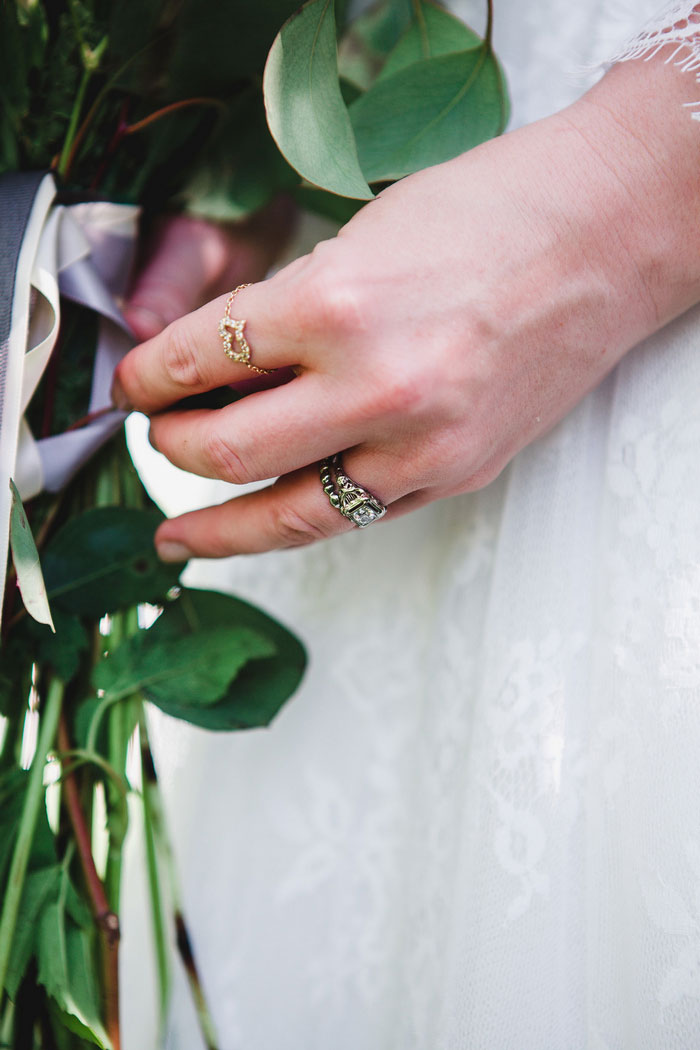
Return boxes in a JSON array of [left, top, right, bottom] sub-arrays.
[[161, 319, 208, 390], [202, 430, 253, 485], [304, 265, 365, 338], [364, 367, 432, 422], [272, 501, 332, 548]]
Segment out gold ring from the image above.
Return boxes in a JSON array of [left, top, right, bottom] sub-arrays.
[[218, 284, 274, 375]]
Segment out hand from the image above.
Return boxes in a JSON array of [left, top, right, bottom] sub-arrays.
[[113, 54, 700, 561], [124, 196, 296, 341]]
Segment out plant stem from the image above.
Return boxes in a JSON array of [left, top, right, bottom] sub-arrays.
[[139, 715, 170, 1026], [0, 998, 13, 1046], [57, 714, 121, 1050], [57, 34, 109, 181], [139, 714, 220, 1050], [0, 678, 64, 1001], [124, 98, 226, 136], [56, 68, 92, 180], [485, 0, 494, 47]]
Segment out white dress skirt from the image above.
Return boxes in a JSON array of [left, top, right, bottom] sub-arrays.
[[122, 3, 700, 1047]]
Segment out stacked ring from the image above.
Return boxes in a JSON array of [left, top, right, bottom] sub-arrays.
[[319, 453, 386, 528]]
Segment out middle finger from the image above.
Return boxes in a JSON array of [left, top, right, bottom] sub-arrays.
[[148, 373, 371, 485]]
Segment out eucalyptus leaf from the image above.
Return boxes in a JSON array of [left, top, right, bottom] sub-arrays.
[[350, 42, 509, 183], [185, 89, 297, 222], [9, 479, 54, 631], [142, 589, 306, 731], [94, 625, 274, 707], [264, 0, 374, 200], [338, 0, 412, 90], [42, 508, 180, 617], [378, 1, 481, 81]]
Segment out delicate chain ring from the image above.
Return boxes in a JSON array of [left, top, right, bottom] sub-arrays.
[[218, 283, 274, 375]]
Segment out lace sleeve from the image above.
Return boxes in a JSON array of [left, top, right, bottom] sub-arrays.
[[610, 2, 700, 113]]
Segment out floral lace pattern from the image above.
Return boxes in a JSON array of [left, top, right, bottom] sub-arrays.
[[120, 4, 700, 1049]]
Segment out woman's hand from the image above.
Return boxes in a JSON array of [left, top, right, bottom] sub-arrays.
[[113, 54, 700, 562]]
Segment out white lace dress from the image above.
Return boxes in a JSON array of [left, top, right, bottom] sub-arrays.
[[122, 4, 700, 1048]]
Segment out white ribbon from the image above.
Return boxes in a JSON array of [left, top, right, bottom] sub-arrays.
[[1, 176, 140, 623], [18, 196, 140, 498]]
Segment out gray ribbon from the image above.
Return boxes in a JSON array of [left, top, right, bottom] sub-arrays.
[[0, 172, 47, 457]]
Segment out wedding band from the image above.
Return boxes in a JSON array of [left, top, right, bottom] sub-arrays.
[[319, 453, 387, 528], [218, 284, 274, 375]]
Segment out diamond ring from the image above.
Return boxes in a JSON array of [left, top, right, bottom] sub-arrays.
[[319, 454, 387, 528]]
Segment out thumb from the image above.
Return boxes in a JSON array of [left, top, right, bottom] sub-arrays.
[[124, 215, 234, 340]]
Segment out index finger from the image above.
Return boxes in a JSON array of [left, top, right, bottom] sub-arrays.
[[113, 280, 308, 414]]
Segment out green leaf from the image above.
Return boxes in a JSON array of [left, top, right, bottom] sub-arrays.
[[0, 631, 32, 720], [0, 772, 27, 888], [93, 625, 274, 707], [185, 90, 298, 223], [338, 0, 412, 91], [9, 479, 54, 631], [350, 41, 508, 183], [37, 895, 109, 1048], [42, 508, 181, 617], [263, 0, 374, 200], [4, 865, 60, 1001], [142, 589, 306, 731], [26, 609, 89, 682], [378, 1, 481, 80], [0, 770, 56, 891]]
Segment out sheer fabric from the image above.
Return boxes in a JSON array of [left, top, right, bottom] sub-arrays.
[[122, 3, 700, 1048]]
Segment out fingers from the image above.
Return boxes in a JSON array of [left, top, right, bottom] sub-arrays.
[[148, 374, 367, 484], [154, 449, 414, 559], [113, 280, 307, 414]]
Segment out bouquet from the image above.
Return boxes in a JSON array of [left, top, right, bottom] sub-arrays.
[[0, 2, 508, 1047]]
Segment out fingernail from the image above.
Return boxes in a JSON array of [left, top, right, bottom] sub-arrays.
[[156, 540, 192, 563], [124, 304, 167, 339], [111, 376, 133, 413]]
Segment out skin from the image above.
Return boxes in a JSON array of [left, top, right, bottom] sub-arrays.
[[114, 51, 700, 562]]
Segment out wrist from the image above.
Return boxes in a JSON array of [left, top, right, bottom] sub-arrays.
[[565, 51, 700, 332]]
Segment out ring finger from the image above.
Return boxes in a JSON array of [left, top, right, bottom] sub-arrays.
[[154, 448, 419, 559]]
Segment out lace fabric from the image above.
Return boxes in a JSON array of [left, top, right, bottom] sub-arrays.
[[121, 4, 700, 1048], [609, 2, 700, 116]]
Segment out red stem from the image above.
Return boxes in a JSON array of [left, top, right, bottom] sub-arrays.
[[123, 97, 226, 135], [58, 715, 121, 1050], [65, 405, 116, 432]]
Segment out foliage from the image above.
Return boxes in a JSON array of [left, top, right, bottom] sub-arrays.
[[0, 0, 508, 216], [1, 442, 308, 1049], [0, 1, 508, 1047]]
